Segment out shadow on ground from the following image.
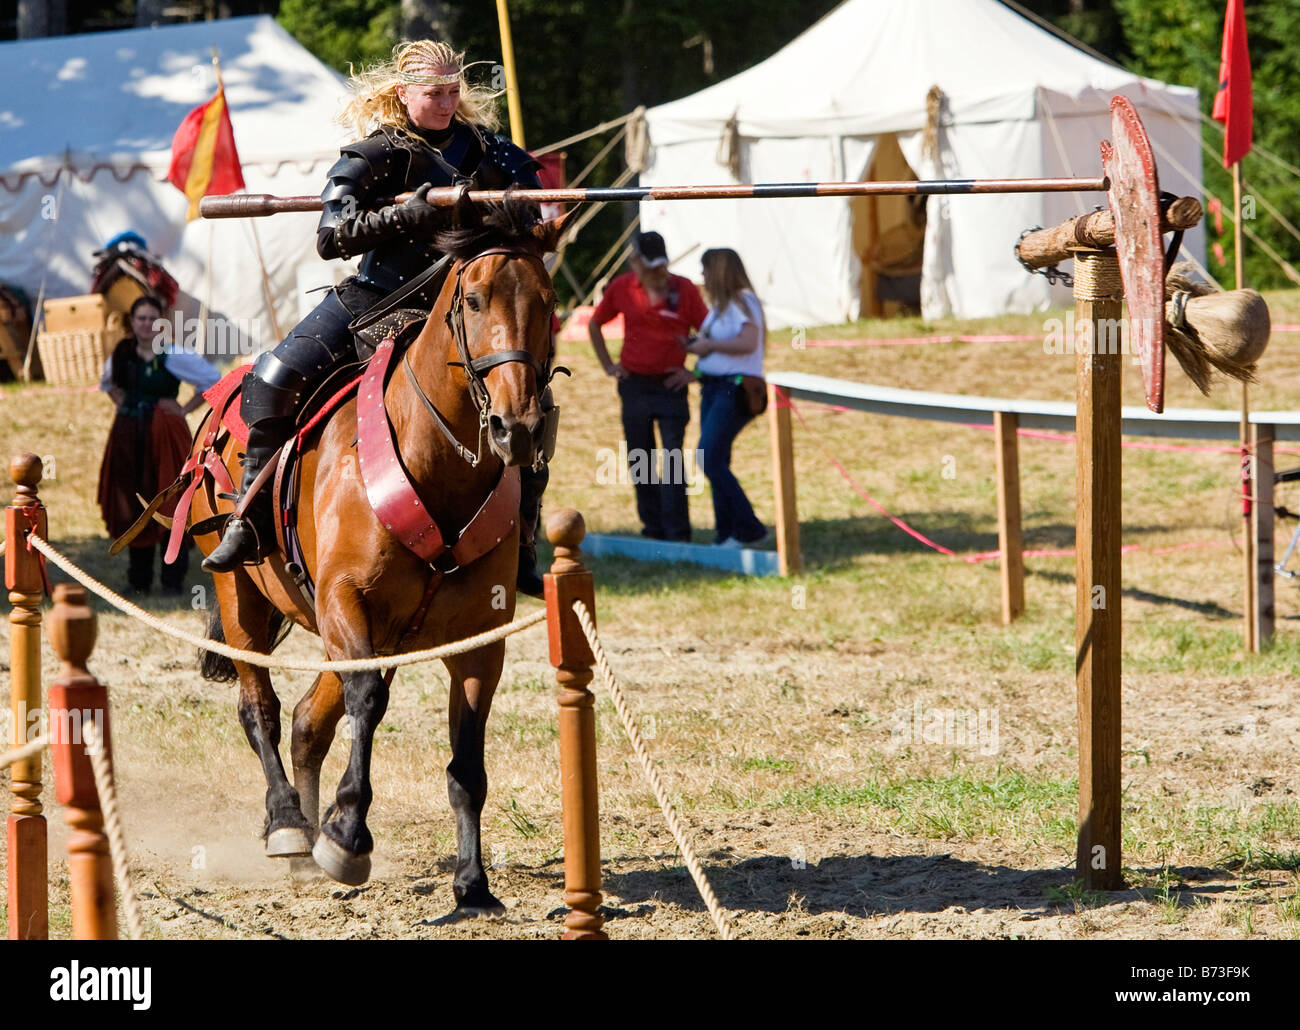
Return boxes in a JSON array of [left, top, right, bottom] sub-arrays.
[[600, 853, 1259, 921]]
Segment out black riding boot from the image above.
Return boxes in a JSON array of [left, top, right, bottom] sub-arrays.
[[516, 461, 549, 599], [202, 373, 299, 573]]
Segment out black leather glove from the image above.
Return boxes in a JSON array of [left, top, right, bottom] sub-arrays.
[[394, 183, 443, 231], [332, 184, 450, 256]]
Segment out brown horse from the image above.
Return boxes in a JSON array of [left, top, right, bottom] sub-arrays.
[[191, 201, 568, 911]]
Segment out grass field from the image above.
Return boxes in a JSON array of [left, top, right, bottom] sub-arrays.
[[3, 286, 1300, 939]]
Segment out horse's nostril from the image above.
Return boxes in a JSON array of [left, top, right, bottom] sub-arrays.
[[489, 414, 507, 439]]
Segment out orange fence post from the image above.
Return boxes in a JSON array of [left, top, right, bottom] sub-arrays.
[[543, 509, 606, 940], [7, 452, 47, 939], [47, 583, 117, 940], [768, 385, 802, 576]]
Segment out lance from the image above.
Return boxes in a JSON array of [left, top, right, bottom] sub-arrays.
[[199, 176, 1109, 219]]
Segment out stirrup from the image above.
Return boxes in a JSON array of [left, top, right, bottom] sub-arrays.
[[201, 515, 266, 572]]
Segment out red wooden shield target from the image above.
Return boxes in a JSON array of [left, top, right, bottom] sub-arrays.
[[1104, 96, 1166, 413]]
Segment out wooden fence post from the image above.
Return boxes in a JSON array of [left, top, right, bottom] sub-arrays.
[[1073, 249, 1124, 891], [994, 411, 1024, 623], [1252, 423, 1275, 648], [47, 583, 117, 940], [7, 452, 47, 940], [543, 509, 606, 940], [768, 384, 802, 576]]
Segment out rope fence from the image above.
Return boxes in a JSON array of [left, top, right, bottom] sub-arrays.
[[24, 532, 546, 672], [571, 598, 737, 940], [8, 473, 732, 941], [0, 734, 48, 771], [83, 718, 144, 941]]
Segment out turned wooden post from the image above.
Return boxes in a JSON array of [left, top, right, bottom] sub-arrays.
[[543, 509, 606, 940], [47, 583, 117, 940], [1073, 249, 1124, 891], [7, 452, 47, 940]]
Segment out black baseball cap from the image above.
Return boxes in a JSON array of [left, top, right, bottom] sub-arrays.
[[633, 231, 669, 268]]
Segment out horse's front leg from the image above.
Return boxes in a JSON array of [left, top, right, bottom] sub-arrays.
[[215, 572, 313, 857], [311, 668, 388, 886], [291, 671, 346, 835], [442, 641, 505, 912]]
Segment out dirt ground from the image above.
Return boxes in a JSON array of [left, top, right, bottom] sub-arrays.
[[11, 610, 1299, 940]]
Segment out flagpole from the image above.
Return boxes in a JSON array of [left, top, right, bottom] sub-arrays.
[[496, 0, 526, 147], [209, 48, 284, 343], [1236, 160, 1255, 651]]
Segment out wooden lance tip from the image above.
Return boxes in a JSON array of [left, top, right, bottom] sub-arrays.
[[1164, 263, 1271, 394]]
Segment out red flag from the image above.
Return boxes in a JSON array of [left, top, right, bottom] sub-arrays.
[[167, 85, 245, 221], [1212, 0, 1252, 168]]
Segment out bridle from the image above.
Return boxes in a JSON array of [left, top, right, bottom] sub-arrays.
[[402, 245, 567, 468]]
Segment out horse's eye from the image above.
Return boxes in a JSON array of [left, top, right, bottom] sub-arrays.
[[465, 295, 481, 313]]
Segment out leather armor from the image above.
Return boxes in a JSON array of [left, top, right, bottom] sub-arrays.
[[317, 121, 543, 293]]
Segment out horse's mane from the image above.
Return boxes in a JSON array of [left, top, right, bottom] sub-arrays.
[[435, 200, 543, 260]]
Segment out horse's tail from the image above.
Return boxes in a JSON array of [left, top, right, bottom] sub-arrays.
[[200, 606, 237, 682], [199, 604, 289, 682]]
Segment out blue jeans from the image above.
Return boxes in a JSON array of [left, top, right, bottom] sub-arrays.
[[617, 374, 692, 541], [698, 376, 765, 544]]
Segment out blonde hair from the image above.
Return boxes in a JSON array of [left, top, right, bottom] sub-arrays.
[[337, 39, 502, 139], [702, 248, 758, 313]]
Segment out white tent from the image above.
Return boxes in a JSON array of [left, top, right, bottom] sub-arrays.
[[641, 0, 1205, 329], [0, 15, 355, 357]]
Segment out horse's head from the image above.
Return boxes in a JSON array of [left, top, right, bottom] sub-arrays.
[[435, 199, 575, 467]]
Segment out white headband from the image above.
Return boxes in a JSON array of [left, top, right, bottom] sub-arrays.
[[398, 59, 493, 86]]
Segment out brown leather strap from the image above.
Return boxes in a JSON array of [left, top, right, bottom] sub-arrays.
[[273, 439, 296, 556], [233, 448, 284, 519], [383, 569, 444, 688]]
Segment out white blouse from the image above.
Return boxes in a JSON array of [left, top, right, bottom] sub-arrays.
[[696, 290, 765, 378], [99, 345, 222, 395]]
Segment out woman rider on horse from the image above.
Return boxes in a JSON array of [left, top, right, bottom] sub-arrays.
[[204, 40, 550, 595]]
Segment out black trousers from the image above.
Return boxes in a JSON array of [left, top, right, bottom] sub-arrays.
[[617, 374, 691, 541]]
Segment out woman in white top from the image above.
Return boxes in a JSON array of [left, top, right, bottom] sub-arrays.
[[683, 248, 767, 546]]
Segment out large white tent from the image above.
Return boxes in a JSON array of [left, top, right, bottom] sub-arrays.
[[0, 15, 355, 357], [641, 0, 1205, 329]]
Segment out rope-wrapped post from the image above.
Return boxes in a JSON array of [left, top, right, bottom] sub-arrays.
[[1072, 249, 1125, 892], [6, 452, 47, 939], [543, 509, 606, 941], [47, 583, 117, 940]]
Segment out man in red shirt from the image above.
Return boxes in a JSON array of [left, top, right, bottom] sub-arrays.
[[590, 231, 708, 541]]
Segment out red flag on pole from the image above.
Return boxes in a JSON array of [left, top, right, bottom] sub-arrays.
[[1212, 0, 1252, 169], [167, 85, 245, 221]]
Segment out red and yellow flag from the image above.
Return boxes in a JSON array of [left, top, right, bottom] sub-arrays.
[[167, 85, 245, 221], [1212, 0, 1253, 169]]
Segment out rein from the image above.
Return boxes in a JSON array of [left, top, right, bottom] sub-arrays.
[[400, 245, 566, 468]]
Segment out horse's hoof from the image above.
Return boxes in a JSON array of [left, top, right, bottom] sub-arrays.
[[456, 903, 506, 919], [455, 885, 505, 914], [266, 827, 313, 858], [312, 833, 371, 886]]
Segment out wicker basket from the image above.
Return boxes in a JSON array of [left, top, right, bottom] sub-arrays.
[[36, 329, 112, 387]]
